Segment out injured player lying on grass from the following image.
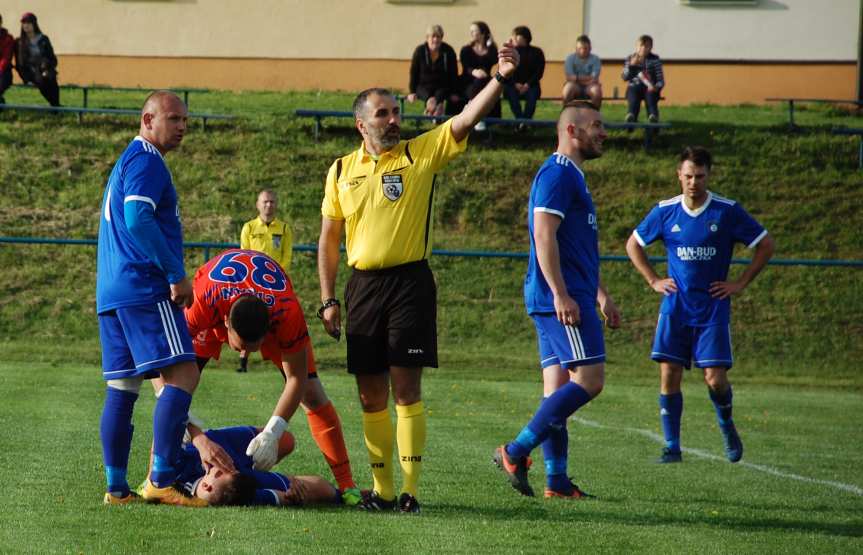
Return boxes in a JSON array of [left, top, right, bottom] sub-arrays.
[[127, 424, 345, 507]]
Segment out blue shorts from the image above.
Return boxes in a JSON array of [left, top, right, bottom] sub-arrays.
[[651, 313, 733, 370], [98, 299, 196, 380], [204, 426, 257, 472], [532, 307, 606, 370]]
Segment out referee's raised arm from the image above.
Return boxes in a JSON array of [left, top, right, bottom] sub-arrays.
[[449, 39, 520, 142]]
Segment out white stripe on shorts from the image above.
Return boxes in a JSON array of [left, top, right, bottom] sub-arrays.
[[565, 324, 585, 361], [157, 301, 180, 356], [162, 300, 185, 355]]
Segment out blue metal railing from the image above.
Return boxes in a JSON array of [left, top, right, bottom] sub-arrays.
[[1, 236, 861, 267]]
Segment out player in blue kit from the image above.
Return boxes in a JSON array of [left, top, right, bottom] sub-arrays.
[[494, 101, 621, 499], [172, 426, 341, 507], [625, 146, 774, 464], [97, 90, 206, 506]]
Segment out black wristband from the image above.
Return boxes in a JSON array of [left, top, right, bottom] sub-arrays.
[[494, 71, 511, 84], [317, 298, 340, 319]]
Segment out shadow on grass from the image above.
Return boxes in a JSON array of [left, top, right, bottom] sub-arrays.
[[430, 498, 863, 538]]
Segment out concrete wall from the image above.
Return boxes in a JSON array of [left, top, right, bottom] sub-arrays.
[[3, 0, 858, 103], [1, 0, 583, 60], [585, 0, 858, 61]]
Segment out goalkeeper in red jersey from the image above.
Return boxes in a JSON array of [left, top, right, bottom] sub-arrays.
[[184, 248, 360, 504]]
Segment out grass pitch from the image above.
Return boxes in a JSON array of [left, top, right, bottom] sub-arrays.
[[1, 87, 861, 553], [0, 358, 860, 554]]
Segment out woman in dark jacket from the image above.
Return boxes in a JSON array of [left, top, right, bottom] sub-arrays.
[[15, 12, 59, 106], [459, 21, 500, 123], [407, 24, 459, 117]]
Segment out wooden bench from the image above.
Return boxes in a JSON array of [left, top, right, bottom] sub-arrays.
[[832, 127, 863, 169], [765, 97, 863, 129], [12, 83, 209, 109], [539, 95, 665, 104], [0, 103, 234, 131], [294, 109, 671, 148]]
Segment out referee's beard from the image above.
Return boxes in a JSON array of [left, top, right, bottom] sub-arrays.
[[368, 124, 401, 151]]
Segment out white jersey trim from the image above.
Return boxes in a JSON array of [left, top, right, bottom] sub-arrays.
[[104, 189, 112, 222], [552, 152, 585, 180], [632, 230, 647, 247], [712, 193, 736, 206], [534, 207, 565, 219], [658, 194, 682, 208], [264, 489, 281, 506], [681, 192, 713, 218], [747, 229, 768, 249], [124, 195, 157, 211], [134, 135, 166, 161]]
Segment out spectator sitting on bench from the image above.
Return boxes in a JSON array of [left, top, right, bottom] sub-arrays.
[[504, 25, 545, 127], [562, 35, 602, 109], [407, 24, 460, 117], [622, 34, 664, 124], [459, 21, 500, 130], [0, 13, 15, 105], [14, 12, 59, 107]]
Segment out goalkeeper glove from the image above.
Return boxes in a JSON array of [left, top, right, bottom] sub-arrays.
[[246, 415, 287, 470]]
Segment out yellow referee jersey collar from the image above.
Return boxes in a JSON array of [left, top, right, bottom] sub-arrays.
[[359, 141, 405, 163]]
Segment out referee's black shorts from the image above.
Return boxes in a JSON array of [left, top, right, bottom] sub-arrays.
[[345, 260, 437, 374]]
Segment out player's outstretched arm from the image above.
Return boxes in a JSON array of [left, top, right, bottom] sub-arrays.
[[450, 39, 520, 142], [279, 475, 340, 506], [246, 346, 308, 470], [710, 234, 775, 299], [317, 217, 344, 339], [626, 233, 677, 296]]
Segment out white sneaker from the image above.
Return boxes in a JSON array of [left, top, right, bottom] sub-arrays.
[[474, 121, 487, 131]]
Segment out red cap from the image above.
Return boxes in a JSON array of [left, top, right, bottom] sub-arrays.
[[21, 12, 36, 23]]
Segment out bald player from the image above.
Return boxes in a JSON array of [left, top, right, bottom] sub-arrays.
[[97, 90, 206, 507], [494, 101, 621, 499]]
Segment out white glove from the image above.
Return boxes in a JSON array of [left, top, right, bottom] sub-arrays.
[[246, 415, 287, 471]]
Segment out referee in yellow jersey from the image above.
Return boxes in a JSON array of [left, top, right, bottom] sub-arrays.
[[317, 40, 520, 513], [237, 189, 293, 372]]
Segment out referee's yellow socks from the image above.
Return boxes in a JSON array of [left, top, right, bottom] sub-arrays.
[[396, 401, 426, 497], [362, 408, 395, 500]]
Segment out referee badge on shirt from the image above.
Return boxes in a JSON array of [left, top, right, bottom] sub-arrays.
[[382, 174, 404, 201], [272, 234, 282, 249]]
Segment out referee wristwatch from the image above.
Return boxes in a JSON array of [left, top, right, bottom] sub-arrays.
[[494, 71, 511, 84], [317, 298, 340, 319]]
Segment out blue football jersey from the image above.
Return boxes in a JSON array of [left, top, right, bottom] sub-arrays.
[[524, 153, 600, 314], [633, 192, 767, 325], [175, 436, 293, 506], [96, 137, 184, 313]]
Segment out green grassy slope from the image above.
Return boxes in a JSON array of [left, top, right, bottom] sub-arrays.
[[1, 87, 861, 381]]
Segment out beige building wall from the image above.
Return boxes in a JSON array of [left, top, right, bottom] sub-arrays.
[[3, 0, 857, 104], [3, 0, 583, 59]]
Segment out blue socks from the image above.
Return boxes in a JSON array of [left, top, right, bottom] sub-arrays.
[[507, 382, 591, 459], [540, 397, 570, 491], [709, 386, 734, 427], [150, 385, 192, 487], [659, 392, 683, 453], [100, 387, 138, 497]]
